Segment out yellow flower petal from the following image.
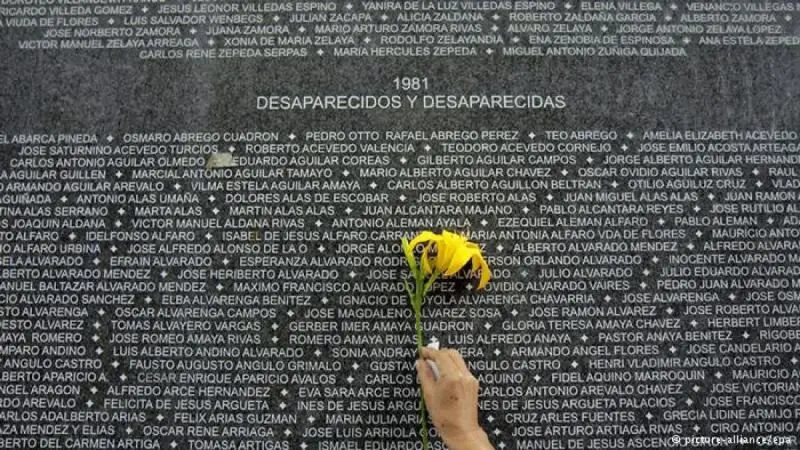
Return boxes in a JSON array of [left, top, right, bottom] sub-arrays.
[[476, 257, 491, 290], [436, 232, 464, 273], [433, 235, 449, 272], [470, 253, 481, 272], [421, 242, 434, 275], [434, 244, 448, 272], [408, 231, 439, 249], [465, 241, 482, 272], [444, 246, 477, 276]]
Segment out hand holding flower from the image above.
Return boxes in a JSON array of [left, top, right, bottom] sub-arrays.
[[400, 229, 492, 450]]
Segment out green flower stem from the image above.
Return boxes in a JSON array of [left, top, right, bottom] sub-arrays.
[[414, 303, 424, 353], [409, 270, 430, 450], [423, 271, 440, 297]]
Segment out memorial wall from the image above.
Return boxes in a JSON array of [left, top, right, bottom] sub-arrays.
[[1, 1, 800, 449]]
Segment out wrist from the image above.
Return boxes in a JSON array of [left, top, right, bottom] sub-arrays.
[[442, 427, 493, 450]]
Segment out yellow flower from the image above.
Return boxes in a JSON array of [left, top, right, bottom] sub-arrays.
[[405, 230, 491, 290]]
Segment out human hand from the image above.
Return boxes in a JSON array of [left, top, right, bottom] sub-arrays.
[[416, 347, 493, 450]]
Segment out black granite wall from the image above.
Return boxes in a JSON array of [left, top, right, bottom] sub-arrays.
[[2, 1, 800, 449]]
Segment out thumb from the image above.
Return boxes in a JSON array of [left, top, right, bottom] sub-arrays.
[[416, 358, 436, 392]]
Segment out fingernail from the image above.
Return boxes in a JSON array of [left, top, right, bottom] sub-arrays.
[[415, 359, 421, 370]]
